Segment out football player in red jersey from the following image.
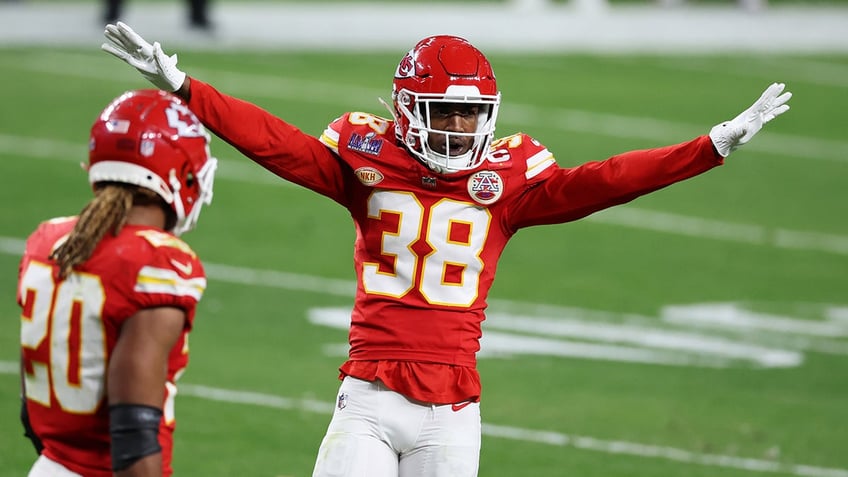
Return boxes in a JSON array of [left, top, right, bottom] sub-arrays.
[[101, 23, 791, 477], [18, 89, 217, 477]]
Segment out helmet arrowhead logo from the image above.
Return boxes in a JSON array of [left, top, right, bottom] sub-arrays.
[[396, 52, 415, 78]]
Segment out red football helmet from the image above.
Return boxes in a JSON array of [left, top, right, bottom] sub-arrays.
[[392, 35, 501, 174], [88, 89, 217, 235]]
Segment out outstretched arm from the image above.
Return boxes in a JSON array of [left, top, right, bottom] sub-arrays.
[[511, 83, 793, 229], [101, 22, 350, 203]]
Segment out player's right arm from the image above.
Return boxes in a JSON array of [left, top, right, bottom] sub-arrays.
[[101, 22, 349, 204], [505, 135, 722, 230], [184, 78, 350, 204]]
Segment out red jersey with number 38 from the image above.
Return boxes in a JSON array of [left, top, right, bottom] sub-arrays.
[[18, 217, 205, 477], [187, 78, 722, 404]]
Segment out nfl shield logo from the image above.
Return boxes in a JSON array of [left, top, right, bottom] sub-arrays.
[[337, 392, 348, 410], [139, 139, 155, 157]]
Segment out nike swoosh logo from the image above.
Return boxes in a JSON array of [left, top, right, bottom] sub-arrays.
[[451, 401, 472, 412], [169, 258, 193, 275]]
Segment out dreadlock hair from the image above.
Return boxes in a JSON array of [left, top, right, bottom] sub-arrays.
[[50, 182, 174, 279]]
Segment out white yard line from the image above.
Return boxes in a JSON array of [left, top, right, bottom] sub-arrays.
[[3, 237, 847, 474], [3, 52, 848, 163], [0, 362, 846, 477], [2, 235, 845, 370]]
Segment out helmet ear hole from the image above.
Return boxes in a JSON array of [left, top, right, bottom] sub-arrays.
[[183, 164, 196, 188]]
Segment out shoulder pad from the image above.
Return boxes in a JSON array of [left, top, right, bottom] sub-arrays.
[[320, 112, 394, 155], [488, 133, 556, 181]]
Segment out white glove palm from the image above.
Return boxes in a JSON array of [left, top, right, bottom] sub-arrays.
[[709, 82, 792, 157], [101, 22, 186, 92]]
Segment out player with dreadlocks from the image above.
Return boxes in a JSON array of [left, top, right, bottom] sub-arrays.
[[18, 89, 217, 477]]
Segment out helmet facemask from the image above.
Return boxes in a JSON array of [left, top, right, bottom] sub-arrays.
[[172, 154, 216, 236], [395, 85, 500, 174], [391, 35, 501, 175]]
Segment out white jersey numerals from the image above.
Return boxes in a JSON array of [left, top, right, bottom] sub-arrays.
[[348, 112, 391, 135], [20, 262, 107, 413], [362, 191, 491, 307]]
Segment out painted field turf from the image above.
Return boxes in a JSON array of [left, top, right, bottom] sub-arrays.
[[0, 48, 846, 476]]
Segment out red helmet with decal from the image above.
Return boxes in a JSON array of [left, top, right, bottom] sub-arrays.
[[88, 89, 217, 235], [392, 35, 501, 174]]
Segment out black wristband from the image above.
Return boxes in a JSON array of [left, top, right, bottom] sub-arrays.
[[109, 403, 163, 471]]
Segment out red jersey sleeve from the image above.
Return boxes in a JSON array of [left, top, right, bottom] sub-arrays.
[[508, 135, 723, 230], [124, 229, 206, 330], [186, 78, 349, 204]]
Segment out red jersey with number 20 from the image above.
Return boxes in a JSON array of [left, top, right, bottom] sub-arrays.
[[186, 78, 722, 405], [18, 217, 205, 477]]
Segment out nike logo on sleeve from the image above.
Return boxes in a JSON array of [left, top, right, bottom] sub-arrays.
[[169, 258, 193, 275]]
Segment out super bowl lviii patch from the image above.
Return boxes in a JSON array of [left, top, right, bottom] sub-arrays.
[[347, 132, 383, 156]]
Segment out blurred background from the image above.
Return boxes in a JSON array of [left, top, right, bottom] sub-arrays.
[[2, 0, 848, 53], [1, 1, 847, 476]]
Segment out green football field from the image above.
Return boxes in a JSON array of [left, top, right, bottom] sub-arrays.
[[0, 46, 846, 477]]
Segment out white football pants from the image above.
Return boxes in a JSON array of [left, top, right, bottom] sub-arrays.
[[312, 376, 481, 477], [28, 455, 83, 477]]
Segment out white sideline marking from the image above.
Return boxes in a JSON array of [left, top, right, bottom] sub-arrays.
[[587, 208, 848, 256], [0, 133, 283, 186], [0, 360, 17, 374], [308, 307, 804, 368], [0, 362, 845, 477], [482, 423, 848, 477], [202, 262, 355, 297], [663, 303, 848, 337]]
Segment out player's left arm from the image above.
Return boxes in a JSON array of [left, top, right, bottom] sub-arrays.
[[508, 135, 721, 229], [107, 235, 202, 476], [507, 83, 791, 230], [108, 306, 185, 477]]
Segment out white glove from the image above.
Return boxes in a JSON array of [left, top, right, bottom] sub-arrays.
[[709, 82, 792, 157], [101, 22, 186, 92]]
